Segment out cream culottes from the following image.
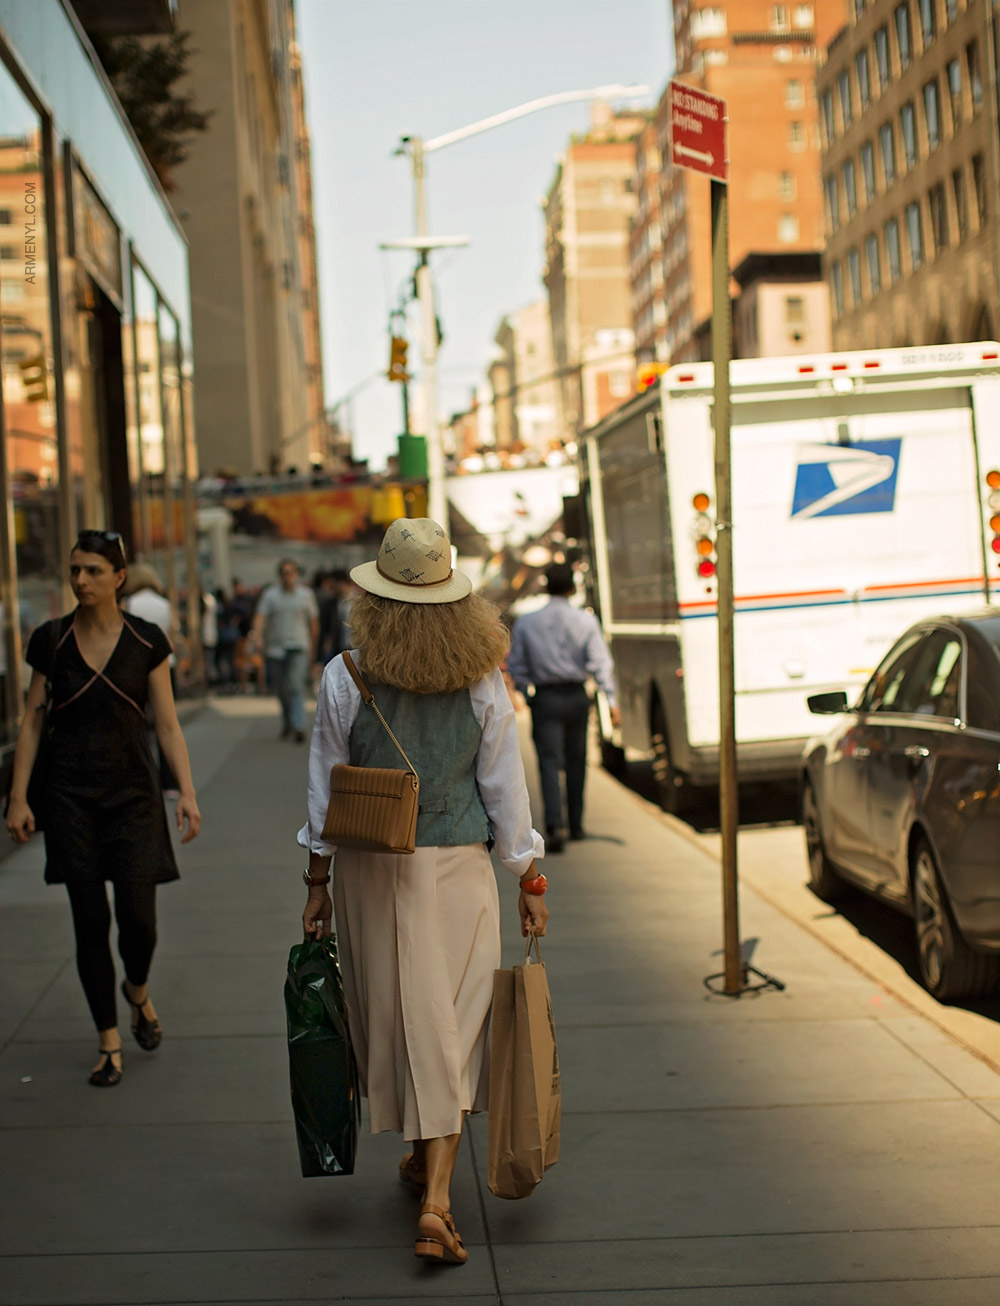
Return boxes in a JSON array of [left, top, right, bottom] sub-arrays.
[[332, 842, 501, 1141]]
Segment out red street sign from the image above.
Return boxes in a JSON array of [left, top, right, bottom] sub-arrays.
[[669, 81, 728, 183]]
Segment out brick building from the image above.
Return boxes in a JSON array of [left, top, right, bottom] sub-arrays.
[[543, 103, 647, 432], [660, 1, 849, 362], [629, 121, 668, 362], [818, 0, 1000, 348]]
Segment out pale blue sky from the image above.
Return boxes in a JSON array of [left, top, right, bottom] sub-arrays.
[[297, 0, 673, 469]]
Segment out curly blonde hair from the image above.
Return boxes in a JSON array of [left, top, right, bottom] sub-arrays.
[[351, 591, 509, 694]]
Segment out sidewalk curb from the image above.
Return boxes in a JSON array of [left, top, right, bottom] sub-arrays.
[[615, 770, 1000, 1077]]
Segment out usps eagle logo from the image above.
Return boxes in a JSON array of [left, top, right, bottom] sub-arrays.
[[791, 439, 901, 518]]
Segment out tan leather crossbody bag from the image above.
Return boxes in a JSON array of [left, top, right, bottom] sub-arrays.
[[321, 651, 419, 855]]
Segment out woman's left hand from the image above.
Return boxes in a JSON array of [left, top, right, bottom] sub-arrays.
[[303, 887, 333, 939], [175, 793, 201, 843]]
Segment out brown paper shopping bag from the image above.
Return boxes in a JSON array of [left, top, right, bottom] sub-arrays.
[[487, 934, 561, 1200]]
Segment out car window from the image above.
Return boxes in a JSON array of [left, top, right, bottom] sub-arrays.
[[893, 633, 962, 719], [965, 634, 1000, 732], [860, 637, 921, 712]]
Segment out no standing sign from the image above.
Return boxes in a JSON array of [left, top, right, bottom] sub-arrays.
[[669, 81, 728, 183]]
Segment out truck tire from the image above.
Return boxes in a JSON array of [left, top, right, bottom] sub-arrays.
[[650, 698, 690, 817], [801, 780, 846, 903], [911, 837, 1000, 1001]]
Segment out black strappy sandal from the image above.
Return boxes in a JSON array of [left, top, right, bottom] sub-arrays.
[[88, 1046, 123, 1087], [121, 980, 162, 1051]]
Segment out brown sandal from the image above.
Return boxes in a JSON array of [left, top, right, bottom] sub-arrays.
[[399, 1152, 426, 1196], [414, 1203, 468, 1264]]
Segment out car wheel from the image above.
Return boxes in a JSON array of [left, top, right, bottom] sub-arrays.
[[911, 838, 1000, 1001], [801, 780, 845, 902], [650, 698, 690, 817]]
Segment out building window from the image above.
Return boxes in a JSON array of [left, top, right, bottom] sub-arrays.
[[847, 247, 862, 304], [690, 6, 728, 37], [929, 182, 948, 251], [945, 0, 959, 22], [794, 4, 814, 26], [0, 243, 16, 260], [771, 6, 791, 32], [905, 200, 923, 268], [865, 232, 881, 293], [952, 166, 968, 239], [885, 217, 902, 281], [831, 260, 845, 316], [820, 89, 835, 143], [947, 58, 962, 127], [786, 79, 805, 108], [786, 295, 806, 327], [838, 70, 853, 128], [779, 213, 800, 242], [779, 170, 797, 199], [854, 0, 866, 16], [843, 159, 858, 216], [856, 50, 871, 109], [788, 120, 805, 150], [901, 101, 917, 169], [972, 153, 988, 226], [895, 4, 912, 69], [967, 41, 983, 111], [0, 207, 12, 224], [825, 174, 840, 231], [880, 121, 896, 185], [923, 79, 941, 150], [860, 140, 876, 201], [874, 26, 890, 90], [918, 0, 935, 45]]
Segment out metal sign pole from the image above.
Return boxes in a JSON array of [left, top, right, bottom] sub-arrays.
[[710, 176, 741, 995]]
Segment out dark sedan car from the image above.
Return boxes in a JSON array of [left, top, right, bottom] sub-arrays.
[[801, 610, 1000, 1001]]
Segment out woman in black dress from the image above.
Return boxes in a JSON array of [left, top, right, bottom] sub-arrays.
[[5, 530, 201, 1086]]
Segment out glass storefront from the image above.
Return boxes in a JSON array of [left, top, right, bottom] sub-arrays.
[[0, 59, 63, 744], [0, 24, 199, 761]]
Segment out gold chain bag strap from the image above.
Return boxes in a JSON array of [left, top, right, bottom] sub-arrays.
[[320, 651, 420, 854]]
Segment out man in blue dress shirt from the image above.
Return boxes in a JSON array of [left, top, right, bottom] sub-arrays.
[[507, 563, 620, 852]]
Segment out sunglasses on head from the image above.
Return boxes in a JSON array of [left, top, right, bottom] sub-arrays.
[[76, 530, 126, 563]]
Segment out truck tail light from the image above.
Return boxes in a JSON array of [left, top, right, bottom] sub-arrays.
[[692, 491, 716, 581]]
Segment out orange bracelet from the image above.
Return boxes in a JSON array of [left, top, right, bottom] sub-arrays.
[[520, 874, 548, 896]]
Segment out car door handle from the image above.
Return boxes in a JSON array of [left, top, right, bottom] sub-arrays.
[[903, 745, 930, 759]]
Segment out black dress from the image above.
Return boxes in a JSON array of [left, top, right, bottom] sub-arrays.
[[25, 612, 179, 886]]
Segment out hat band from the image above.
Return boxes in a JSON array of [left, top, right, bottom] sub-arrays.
[[376, 559, 455, 588]]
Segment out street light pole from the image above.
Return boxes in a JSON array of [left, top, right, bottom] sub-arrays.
[[410, 136, 447, 527], [398, 82, 649, 532]]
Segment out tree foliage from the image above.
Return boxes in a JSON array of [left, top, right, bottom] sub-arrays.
[[88, 31, 211, 192]]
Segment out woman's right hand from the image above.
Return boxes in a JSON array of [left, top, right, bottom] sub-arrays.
[[518, 888, 549, 937], [5, 797, 35, 844], [303, 887, 333, 939]]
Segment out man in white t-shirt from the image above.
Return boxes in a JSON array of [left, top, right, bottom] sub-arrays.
[[250, 559, 319, 742]]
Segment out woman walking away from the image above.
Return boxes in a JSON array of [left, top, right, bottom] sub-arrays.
[[5, 530, 201, 1087], [298, 517, 549, 1266]]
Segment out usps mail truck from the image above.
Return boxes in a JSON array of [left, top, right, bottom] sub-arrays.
[[583, 343, 1000, 811]]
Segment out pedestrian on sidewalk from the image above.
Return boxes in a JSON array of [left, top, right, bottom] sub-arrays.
[[298, 517, 548, 1267], [507, 561, 620, 852], [249, 559, 319, 742], [4, 529, 201, 1089]]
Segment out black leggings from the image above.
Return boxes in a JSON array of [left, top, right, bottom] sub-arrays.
[[66, 881, 158, 1032]]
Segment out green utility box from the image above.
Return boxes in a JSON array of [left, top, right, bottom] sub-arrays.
[[398, 433, 428, 480]]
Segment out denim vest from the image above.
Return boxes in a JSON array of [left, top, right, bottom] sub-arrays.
[[348, 682, 489, 847]]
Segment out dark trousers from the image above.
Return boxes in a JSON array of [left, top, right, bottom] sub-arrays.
[[66, 881, 158, 1031], [529, 684, 590, 835]]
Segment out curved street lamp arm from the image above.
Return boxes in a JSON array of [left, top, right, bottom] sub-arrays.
[[423, 83, 650, 154]]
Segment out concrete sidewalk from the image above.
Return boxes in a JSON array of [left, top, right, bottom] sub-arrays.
[[2, 697, 999, 1305]]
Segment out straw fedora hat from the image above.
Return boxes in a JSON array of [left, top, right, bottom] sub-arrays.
[[350, 518, 472, 605]]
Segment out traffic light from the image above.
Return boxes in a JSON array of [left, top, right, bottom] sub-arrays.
[[18, 353, 48, 402], [637, 361, 666, 392], [387, 336, 409, 383]]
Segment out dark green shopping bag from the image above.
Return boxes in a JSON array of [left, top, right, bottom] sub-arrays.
[[284, 935, 360, 1177]]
